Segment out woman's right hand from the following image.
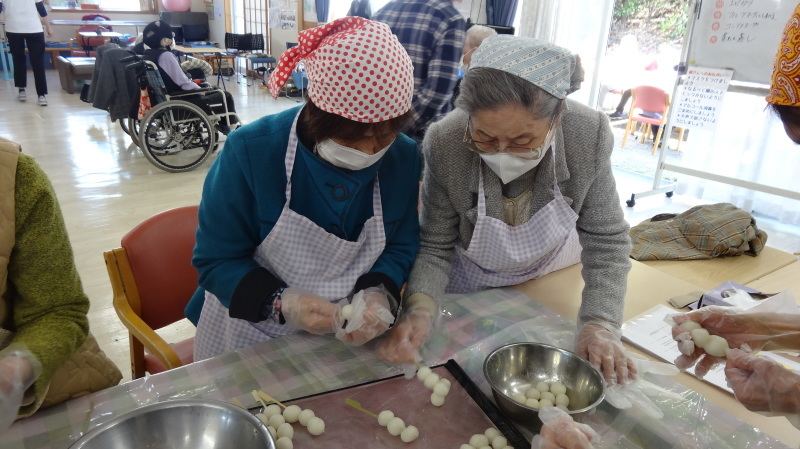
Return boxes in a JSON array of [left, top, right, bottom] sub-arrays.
[[0, 348, 41, 432], [279, 288, 337, 335], [725, 348, 800, 414], [376, 307, 434, 364]]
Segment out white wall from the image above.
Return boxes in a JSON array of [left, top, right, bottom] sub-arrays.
[[46, 10, 159, 42]]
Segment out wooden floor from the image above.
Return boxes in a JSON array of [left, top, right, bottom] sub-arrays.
[[2, 70, 798, 382]]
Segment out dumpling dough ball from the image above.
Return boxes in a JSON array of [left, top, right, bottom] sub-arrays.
[[460, 445, 473, 449], [267, 425, 277, 439], [378, 410, 395, 426], [469, 434, 490, 448], [400, 425, 420, 443], [705, 335, 729, 357], [557, 404, 570, 413], [539, 398, 554, 408], [536, 382, 550, 393], [511, 393, 527, 404], [540, 391, 555, 403], [416, 366, 432, 381], [277, 422, 294, 439], [423, 373, 441, 389], [298, 409, 315, 426], [680, 321, 702, 332], [341, 304, 353, 320], [282, 405, 302, 423], [555, 393, 570, 407], [491, 435, 508, 449], [433, 381, 450, 397], [264, 404, 282, 418], [307, 417, 325, 436], [431, 393, 446, 407], [525, 398, 539, 408], [268, 413, 285, 428], [276, 436, 293, 449], [439, 378, 451, 389], [256, 413, 269, 424], [387, 417, 405, 436], [550, 382, 567, 396], [484, 428, 501, 440], [525, 388, 541, 400], [690, 328, 711, 348]]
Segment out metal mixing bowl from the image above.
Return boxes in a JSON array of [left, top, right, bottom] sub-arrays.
[[69, 399, 275, 449], [483, 342, 605, 431]]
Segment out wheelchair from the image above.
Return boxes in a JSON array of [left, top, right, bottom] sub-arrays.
[[121, 53, 239, 173]]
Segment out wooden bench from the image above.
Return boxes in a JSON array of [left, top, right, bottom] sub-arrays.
[[640, 246, 798, 290]]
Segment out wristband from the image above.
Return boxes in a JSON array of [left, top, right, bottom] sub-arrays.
[[261, 287, 284, 322]]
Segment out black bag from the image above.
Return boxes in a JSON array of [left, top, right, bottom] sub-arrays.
[[80, 83, 92, 103]]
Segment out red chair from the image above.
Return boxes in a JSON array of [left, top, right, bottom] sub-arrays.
[[103, 206, 199, 379], [72, 25, 109, 57], [621, 85, 683, 154]]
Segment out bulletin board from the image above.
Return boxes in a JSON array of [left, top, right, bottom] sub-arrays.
[[686, 0, 798, 85]]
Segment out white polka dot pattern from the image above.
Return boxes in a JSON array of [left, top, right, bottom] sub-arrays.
[[268, 17, 414, 123]]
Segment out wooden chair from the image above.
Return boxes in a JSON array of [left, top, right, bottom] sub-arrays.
[[103, 206, 199, 379], [621, 85, 682, 155]]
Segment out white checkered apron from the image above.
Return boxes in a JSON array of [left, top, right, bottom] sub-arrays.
[[194, 110, 387, 361], [447, 142, 582, 294]]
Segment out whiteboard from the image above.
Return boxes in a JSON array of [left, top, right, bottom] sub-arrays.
[[687, 0, 798, 85]]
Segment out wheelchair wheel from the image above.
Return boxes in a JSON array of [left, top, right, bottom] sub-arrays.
[[124, 118, 142, 147], [138, 100, 216, 173]]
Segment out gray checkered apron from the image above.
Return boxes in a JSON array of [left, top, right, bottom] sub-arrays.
[[194, 110, 387, 360], [447, 141, 582, 293]]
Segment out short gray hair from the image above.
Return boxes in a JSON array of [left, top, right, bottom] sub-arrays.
[[465, 25, 496, 49], [455, 67, 563, 120]]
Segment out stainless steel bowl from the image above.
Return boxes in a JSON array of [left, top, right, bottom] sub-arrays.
[[69, 399, 276, 449], [483, 342, 605, 431]]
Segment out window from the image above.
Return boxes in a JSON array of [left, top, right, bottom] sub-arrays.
[[49, 0, 156, 12]]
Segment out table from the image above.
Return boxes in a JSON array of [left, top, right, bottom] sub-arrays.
[[516, 260, 800, 447], [50, 20, 151, 35], [749, 261, 800, 297], [172, 45, 233, 88], [2, 261, 797, 448], [640, 246, 798, 290]]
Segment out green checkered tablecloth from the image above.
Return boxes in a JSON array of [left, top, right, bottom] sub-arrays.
[[1, 288, 789, 448]]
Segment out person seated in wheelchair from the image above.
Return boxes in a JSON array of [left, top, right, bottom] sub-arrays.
[[141, 20, 238, 134]]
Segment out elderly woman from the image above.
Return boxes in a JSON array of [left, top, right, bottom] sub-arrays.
[[189, 17, 420, 360], [379, 36, 636, 386]]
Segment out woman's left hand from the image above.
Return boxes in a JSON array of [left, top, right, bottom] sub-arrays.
[[335, 288, 394, 346], [576, 322, 637, 386]]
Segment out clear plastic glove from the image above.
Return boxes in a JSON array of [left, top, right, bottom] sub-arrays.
[[531, 406, 598, 449], [334, 286, 395, 346], [575, 321, 637, 386], [725, 348, 800, 414], [280, 288, 337, 335], [603, 353, 681, 419], [377, 293, 437, 365], [0, 345, 42, 432], [667, 307, 799, 377]]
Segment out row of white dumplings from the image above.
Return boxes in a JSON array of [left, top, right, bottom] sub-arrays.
[[416, 366, 451, 406], [510, 381, 571, 412], [459, 428, 513, 449], [256, 404, 325, 449], [377, 410, 420, 442]]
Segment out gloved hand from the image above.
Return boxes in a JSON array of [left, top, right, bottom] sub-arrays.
[[280, 288, 337, 335], [575, 321, 637, 386], [0, 346, 41, 432], [725, 348, 800, 414], [376, 293, 437, 365], [667, 307, 797, 377], [604, 353, 681, 419], [531, 406, 598, 449], [334, 286, 395, 346]]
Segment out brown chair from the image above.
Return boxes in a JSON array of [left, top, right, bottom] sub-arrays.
[[72, 25, 109, 57], [103, 206, 199, 379], [621, 85, 684, 155]]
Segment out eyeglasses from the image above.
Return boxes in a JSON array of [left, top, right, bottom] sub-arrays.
[[463, 117, 556, 160]]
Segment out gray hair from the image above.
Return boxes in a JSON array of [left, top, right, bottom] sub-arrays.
[[465, 25, 496, 49], [455, 67, 563, 120]]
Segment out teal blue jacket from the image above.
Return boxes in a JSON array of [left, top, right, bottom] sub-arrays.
[[187, 106, 421, 324]]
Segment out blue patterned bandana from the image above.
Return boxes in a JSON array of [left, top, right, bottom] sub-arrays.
[[470, 35, 581, 99]]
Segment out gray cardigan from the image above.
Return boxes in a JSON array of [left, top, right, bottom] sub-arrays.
[[406, 101, 632, 328]]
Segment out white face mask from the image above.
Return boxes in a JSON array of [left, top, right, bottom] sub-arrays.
[[479, 131, 554, 184], [316, 138, 393, 170], [460, 58, 469, 74]]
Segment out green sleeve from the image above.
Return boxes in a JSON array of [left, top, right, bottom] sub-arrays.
[[9, 154, 89, 414]]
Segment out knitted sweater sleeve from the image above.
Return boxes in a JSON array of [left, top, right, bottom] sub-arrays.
[[10, 154, 89, 415]]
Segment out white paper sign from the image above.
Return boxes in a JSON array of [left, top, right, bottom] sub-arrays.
[[672, 66, 734, 131]]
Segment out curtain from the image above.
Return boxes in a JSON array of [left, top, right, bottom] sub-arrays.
[[672, 91, 800, 225], [486, 0, 518, 27], [518, 0, 614, 108], [315, 0, 329, 22]]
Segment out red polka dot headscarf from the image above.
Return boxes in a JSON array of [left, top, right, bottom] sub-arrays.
[[268, 17, 414, 123]]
